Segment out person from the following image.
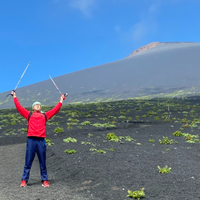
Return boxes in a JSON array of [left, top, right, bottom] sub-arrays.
[[11, 90, 65, 187]]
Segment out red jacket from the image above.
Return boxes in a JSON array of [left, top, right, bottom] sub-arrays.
[[14, 97, 62, 138]]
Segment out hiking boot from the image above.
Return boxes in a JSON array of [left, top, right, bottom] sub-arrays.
[[20, 180, 27, 187], [42, 180, 50, 187]]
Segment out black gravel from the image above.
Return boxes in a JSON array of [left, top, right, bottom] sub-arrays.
[[1, 98, 200, 200]]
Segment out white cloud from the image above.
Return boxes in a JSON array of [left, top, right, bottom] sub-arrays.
[[132, 3, 159, 41], [132, 21, 149, 42], [116, 2, 159, 43], [69, 0, 96, 17]]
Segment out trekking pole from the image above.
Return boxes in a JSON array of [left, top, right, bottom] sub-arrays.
[[48, 74, 68, 100], [5, 61, 31, 99]]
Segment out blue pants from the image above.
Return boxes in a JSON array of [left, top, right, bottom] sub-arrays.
[[22, 137, 48, 181]]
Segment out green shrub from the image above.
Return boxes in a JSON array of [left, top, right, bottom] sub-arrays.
[[107, 132, 119, 142], [96, 149, 106, 154], [10, 121, 17, 125], [159, 137, 173, 144], [92, 123, 104, 128], [158, 166, 171, 173], [147, 111, 157, 116], [118, 115, 127, 120], [173, 131, 183, 137], [110, 148, 115, 151], [92, 123, 116, 128], [89, 148, 97, 152], [190, 123, 197, 128], [81, 121, 91, 125], [85, 113, 91, 118], [51, 121, 60, 125], [18, 128, 28, 133], [108, 115, 116, 119], [68, 118, 79, 123], [135, 115, 140, 120], [88, 133, 93, 137], [182, 133, 199, 143], [81, 141, 92, 145], [127, 188, 145, 199], [64, 149, 77, 154], [89, 148, 106, 153], [149, 139, 155, 143], [69, 112, 79, 118], [193, 118, 200, 123], [63, 137, 77, 143], [45, 139, 54, 146], [125, 136, 134, 141], [104, 123, 116, 128], [53, 127, 64, 133], [181, 118, 190, 123], [154, 116, 160, 121], [186, 139, 198, 143], [66, 123, 73, 130], [182, 111, 188, 114]]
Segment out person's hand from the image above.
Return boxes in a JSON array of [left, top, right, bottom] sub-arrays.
[[11, 90, 16, 98], [60, 94, 65, 103]]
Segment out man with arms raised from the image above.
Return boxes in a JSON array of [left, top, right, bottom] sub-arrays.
[[11, 91, 65, 187]]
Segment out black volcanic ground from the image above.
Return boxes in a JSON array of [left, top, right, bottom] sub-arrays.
[[1, 42, 200, 109], [1, 97, 200, 199]]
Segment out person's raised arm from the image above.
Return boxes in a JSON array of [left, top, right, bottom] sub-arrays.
[[45, 94, 65, 120], [12, 91, 30, 119]]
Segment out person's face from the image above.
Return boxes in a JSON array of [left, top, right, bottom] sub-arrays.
[[33, 104, 41, 111]]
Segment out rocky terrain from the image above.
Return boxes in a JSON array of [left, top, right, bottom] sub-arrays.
[[1, 97, 200, 199]]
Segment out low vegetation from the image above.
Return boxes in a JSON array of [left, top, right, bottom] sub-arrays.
[[64, 149, 77, 154], [127, 188, 145, 199], [2, 96, 200, 199], [159, 137, 173, 144], [158, 166, 171, 174], [53, 127, 64, 133], [45, 139, 54, 146], [63, 137, 77, 143]]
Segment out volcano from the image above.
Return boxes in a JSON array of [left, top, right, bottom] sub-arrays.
[[1, 42, 200, 109]]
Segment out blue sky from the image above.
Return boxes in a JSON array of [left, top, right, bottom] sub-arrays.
[[0, 0, 200, 93]]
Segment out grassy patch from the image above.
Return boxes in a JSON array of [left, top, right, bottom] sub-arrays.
[[45, 139, 54, 146], [53, 127, 64, 133], [158, 166, 171, 173], [159, 137, 173, 144], [64, 149, 77, 154], [63, 137, 77, 143], [127, 188, 145, 199]]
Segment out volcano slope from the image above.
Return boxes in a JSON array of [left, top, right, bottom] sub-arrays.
[[1, 42, 200, 110], [1, 97, 200, 199]]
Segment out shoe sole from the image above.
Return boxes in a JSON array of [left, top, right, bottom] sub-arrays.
[[20, 185, 27, 187], [42, 184, 49, 187]]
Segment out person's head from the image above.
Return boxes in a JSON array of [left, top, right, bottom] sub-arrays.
[[32, 101, 41, 111]]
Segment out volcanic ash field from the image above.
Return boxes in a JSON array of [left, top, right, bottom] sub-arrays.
[[1, 97, 200, 199]]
